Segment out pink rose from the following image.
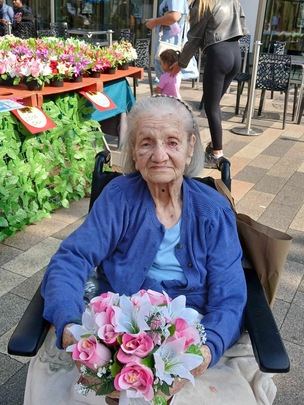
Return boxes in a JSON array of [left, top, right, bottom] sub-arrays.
[[89, 292, 119, 313], [116, 348, 140, 364], [120, 332, 154, 359], [114, 362, 154, 402], [171, 318, 200, 349], [96, 306, 121, 345], [72, 335, 112, 370], [98, 323, 120, 345]]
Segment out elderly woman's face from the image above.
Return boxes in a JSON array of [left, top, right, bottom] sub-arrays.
[[133, 114, 195, 185]]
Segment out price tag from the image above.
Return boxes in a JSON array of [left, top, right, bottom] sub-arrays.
[[79, 90, 117, 112], [12, 106, 56, 134]]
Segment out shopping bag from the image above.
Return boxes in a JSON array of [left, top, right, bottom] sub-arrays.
[[180, 55, 199, 80], [214, 179, 292, 307], [155, 40, 182, 60]]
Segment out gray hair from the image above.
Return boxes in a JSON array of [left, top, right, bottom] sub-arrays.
[[121, 96, 204, 177]]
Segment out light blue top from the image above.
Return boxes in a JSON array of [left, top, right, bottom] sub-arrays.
[[148, 220, 186, 282]]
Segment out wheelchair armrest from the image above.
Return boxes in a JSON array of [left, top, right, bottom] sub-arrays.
[[7, 284, 50, 357], [244, 268, 290, 373], [217, 157, 231, 191]]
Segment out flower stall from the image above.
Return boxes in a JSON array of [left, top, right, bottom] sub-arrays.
[[0, 36, 138, 88], [0, 36, 142, 241]]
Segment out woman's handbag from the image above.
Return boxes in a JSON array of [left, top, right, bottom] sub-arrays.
[[155, 22, 199, 79], [214, 179, 292, 307]]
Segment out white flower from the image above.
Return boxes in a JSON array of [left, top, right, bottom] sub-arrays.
[[153, 337, 203, 386], [163, 292, 200, 326], [113, 294, 151, 333]]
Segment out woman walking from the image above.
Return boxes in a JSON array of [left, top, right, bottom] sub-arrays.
[[171, 0, 248, 168]]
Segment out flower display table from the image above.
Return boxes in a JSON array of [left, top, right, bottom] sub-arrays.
[[0, 67, 144, 241], [0, 66, 144, 109]]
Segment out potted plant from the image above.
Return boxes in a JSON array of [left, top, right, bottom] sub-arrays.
[[114, 40, 137, 70], [100, 44, 125, 73]]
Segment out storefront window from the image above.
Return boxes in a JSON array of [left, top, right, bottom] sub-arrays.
[[262, 0, 304, 54], [24, 1, 153, 40]]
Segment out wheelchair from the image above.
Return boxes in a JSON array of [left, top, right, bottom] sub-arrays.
[[8, 150, 290, 374]]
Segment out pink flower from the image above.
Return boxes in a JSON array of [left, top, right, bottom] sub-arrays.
[[114, 362, 154, 402], [120, 332, 154, 358], [96, 306, 121, 345], [98, 322, 120, 346], [90, 292, 119, 313], [72, 335, 111, 370], [138, 289, 169, 306], [171, 318, 200, 350]]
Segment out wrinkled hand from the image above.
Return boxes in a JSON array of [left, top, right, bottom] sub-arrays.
[[62, 323, 77, 349], [157, 345, 212, 401], [170, 62, 182, 77]]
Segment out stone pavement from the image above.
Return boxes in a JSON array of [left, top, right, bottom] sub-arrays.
[[0, 75, 303, 405]]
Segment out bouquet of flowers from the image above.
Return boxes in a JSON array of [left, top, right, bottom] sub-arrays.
[[66, 289, 207, 405]]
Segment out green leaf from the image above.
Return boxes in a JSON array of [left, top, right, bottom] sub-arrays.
[[95, 379, 115, 396], [111, 352, 123, 377], [0, 217, 9, 227], [154, 395, 168, 405], [158, 382, 171, 396], [141, 353, 154, 369], [186, 344, 204, 357]]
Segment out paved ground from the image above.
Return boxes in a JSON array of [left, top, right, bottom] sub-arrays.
[[0, 75, 303, 405]]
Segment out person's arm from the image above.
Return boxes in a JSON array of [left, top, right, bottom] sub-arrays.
[[154, 86, 162, 94], [8, 6, 14, 23], [146, 11, 181, 30], [177, 9, 210, 68], [202, 205, 246, 366], [41, 183, 127, 349], [239, 3, 249, 35]]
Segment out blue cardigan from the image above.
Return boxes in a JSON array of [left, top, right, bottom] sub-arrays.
[[42, 173, 246, 366]]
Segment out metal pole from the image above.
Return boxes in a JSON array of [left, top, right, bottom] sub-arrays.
[[232, 0, 267, 136], [107, 30, 114, 46], [232, 40, 263, 136], [50, 0, 55, 24], [8, 22, 12, 35]]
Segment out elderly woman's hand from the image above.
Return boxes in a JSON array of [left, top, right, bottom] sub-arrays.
[[62, 323, 77, 349], [156, 345, 212, 402]]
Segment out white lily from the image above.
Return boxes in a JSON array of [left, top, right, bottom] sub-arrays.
[[163, 292, 200, 326], [113, 294, 152, 334], [154, 337, 203, 386], [67, 308, 96, 341]]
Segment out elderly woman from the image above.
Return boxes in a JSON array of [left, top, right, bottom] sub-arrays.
[[24, 96, 275, 405]]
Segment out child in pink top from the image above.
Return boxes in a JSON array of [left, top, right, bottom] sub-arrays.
[[154, 49, 181, 99]]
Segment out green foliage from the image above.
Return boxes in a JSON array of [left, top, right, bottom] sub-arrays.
[[0, 93, 105, 241], [154, 395, 168, 405], [186, 344, 204, 357]]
